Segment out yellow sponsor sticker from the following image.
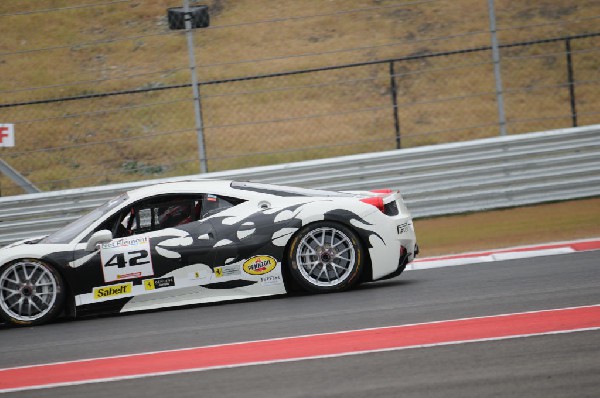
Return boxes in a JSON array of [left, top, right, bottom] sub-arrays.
[[93, 282, 132, 299], [215, 267, 223, 278], [243, 255, 277, 275], [144, 279, 155, 290]]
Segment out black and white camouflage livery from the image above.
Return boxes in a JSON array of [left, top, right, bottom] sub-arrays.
[[0, 180, 418, 326]]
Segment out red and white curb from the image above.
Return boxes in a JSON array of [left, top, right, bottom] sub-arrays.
[[407, 238, 600, 270], [0, 304, 599, 393]]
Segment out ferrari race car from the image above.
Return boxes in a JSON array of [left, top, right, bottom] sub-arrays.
[[0, 180, 418, 326]]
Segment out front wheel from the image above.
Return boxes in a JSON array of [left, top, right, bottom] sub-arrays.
[[286, 222, 364, 293], [0, 259, 65, 326]]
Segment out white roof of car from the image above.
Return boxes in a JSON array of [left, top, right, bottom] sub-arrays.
[[124, 179, 356, 202], [125, 179, 235, 201]]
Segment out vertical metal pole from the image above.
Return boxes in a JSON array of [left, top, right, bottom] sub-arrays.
[[389, 61, 401, 149], [487, 0, 507, 136], [183, 0, 208, 173], [565, 39, 577, 127]]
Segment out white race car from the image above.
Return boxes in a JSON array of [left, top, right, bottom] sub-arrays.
[[0, 180, 418, 326]]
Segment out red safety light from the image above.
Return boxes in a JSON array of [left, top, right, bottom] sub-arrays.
[[360, 196, 385, 212]]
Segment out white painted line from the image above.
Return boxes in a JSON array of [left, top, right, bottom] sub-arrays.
[[408, 238, 600, 270]]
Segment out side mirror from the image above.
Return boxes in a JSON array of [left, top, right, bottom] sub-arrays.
[[85, 230, 113, 252]]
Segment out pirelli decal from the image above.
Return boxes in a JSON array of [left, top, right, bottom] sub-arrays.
[[93, 282, 133, 300]]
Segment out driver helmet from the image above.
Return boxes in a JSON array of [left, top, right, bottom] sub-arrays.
[[158, 204, 192, 227]]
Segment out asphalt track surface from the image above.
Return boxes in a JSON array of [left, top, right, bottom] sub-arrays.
[[1, 251, 599, 397]]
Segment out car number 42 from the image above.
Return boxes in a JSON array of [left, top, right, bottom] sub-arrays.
[[100, 238, 155, 282], [104, 250, 150, 268]]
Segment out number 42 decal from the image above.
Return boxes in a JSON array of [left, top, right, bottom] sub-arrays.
[[104, 250, 150, 268], [100, 237, 154, 282]]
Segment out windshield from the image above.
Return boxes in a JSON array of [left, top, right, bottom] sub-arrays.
[[40, 194, 129, 244]]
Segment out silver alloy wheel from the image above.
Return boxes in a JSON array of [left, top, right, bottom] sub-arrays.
[[295, 227, 356, 287], [0, 261, 58, 322]]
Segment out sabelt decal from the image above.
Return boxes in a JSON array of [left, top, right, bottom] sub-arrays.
[[243, 256, 277, 275], [93, 282, 133, 299], [144, 277, 175, 290]]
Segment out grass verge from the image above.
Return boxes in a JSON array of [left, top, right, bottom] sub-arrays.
[[413, 197, 600, 257]]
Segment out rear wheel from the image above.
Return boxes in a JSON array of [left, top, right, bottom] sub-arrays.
[[0, 260, 65, 326], [287, 222, 363, 293]]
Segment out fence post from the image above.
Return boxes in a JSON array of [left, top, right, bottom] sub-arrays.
[[565, 38, 578, 127], [183, 0, 208, 173], [487, 0, 507, 136], [389, 61, 401, 149]]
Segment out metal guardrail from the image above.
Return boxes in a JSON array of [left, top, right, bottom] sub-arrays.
[[1, 125, 599, 247]]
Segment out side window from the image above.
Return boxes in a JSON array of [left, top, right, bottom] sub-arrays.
[[155, 199, 196, 230], [201, 194, 242, 218], [86, 193, 245, 241], [115, 196, 203, 237], [138, 208, 153, 230]]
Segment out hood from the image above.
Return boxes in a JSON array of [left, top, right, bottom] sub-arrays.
[[1, 235, 48, 251]]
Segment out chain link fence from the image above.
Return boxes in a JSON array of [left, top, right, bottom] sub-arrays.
[[1, 0, 599, 196]]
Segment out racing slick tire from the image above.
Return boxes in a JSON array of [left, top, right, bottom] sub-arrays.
[[0, 259, 65, 326], [286, 221, 364, 293]]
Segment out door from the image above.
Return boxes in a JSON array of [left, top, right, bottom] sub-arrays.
[[74, 194, 218, 306]]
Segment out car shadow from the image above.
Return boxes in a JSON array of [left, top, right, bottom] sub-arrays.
[[0, 278, 420, 328], [356, 278, 419, 290]]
